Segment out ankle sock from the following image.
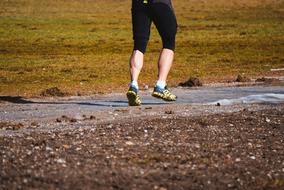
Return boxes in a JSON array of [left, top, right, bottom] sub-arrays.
[[130, 80, 139, 90], [156, 80, 166, 89]]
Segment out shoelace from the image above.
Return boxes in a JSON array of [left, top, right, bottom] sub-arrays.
[[136, 95, 141, 103], [163, 89, 174, 98]]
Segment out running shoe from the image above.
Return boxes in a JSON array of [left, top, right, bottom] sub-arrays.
[[126, 86, 141, 106], [152, 85, 177, 101]]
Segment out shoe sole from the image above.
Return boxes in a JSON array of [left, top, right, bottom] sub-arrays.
[[126, 91, 141, 106], [152, 92, 177, 102]]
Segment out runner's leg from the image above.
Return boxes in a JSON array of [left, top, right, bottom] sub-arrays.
[[130, 0, 152, 87], [151, 1, 177, 86]]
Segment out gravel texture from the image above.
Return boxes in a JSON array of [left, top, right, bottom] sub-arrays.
[[1, 105, 284, 190]]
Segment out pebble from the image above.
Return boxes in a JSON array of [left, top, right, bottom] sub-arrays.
[[56, 158, 66, 164], [250, 156, 256, 160], [265, 118, 271, 123], [194, 144, 201, 149], [235, 158, 241, 162], [46, 146, 53, 151], [125, 141, 134, 146]]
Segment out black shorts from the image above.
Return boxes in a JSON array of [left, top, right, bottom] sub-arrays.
[[131, 0, 178, 53]]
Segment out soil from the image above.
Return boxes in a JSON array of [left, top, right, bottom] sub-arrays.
[[1, 106, 284, 190], [256, 77, 281, 84], [235, 75, 252, 82], [179, 77, 203, 87], [40, 87, 66, 97]]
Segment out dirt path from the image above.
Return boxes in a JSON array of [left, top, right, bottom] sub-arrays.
[[1, 85, 284, 124], [1, 106, 284, 190], [1, 85, 284, 189]]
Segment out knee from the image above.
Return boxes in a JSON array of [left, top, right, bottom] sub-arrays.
[[161, 24, 177, 51], [133, 37, 149, 54]]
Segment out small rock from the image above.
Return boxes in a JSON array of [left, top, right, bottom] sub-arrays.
[[165, 110, 174, 114], [142, 83, 149, 90], [56, 118, 62, 123], [46, 146, 53, 151], [250, 156, 256, 160], [125, 141, 135, 146], [236, 74, 251, 82], [235, 158, 241, 162], [56, 158, 66, 164], [265, 118, 271, 123], [30, 122, 39, 128], [194, 144, 201, 148], [62, 144, 70, 149], [90, 115, 96, 120], [70, 118, 77, 123], [159, 187, 167, 190]]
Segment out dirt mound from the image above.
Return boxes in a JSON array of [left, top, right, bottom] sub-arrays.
[[40, 87, 66, 97], [256, 77, 281, 84], [179, 77, 203, 87], [235, 74, 251, 82]]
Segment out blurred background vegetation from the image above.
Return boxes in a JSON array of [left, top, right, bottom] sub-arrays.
[[0, 0, 283, 96]]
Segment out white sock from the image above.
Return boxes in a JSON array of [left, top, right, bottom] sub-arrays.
[[130, 80, 139, 89], [156, 80, 166, 89]]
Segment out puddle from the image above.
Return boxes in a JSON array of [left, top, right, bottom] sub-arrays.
[[208, 93, 284, 106]]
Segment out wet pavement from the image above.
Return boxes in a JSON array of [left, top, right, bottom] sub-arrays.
[[0, 85, 283, 123]]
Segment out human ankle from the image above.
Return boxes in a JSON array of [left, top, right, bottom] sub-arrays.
[[156, 80, 166, 89], [130, 80, 139, 90]]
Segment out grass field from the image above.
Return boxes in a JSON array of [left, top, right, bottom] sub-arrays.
[[0, 0, 284, 96]]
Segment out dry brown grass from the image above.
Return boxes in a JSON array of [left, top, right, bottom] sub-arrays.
[[0, 0, 283, 96]]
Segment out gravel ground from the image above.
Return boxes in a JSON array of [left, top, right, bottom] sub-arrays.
[[1, 104, 284, 190]]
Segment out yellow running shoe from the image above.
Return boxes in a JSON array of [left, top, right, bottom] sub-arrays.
[[126, 86, 141, 106], [152, 86, 177, 101]]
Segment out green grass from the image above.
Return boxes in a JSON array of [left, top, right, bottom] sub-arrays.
[[0, 0, 284, 96]]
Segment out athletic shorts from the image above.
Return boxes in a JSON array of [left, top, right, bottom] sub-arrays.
[[131, 0, 178, 53]]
